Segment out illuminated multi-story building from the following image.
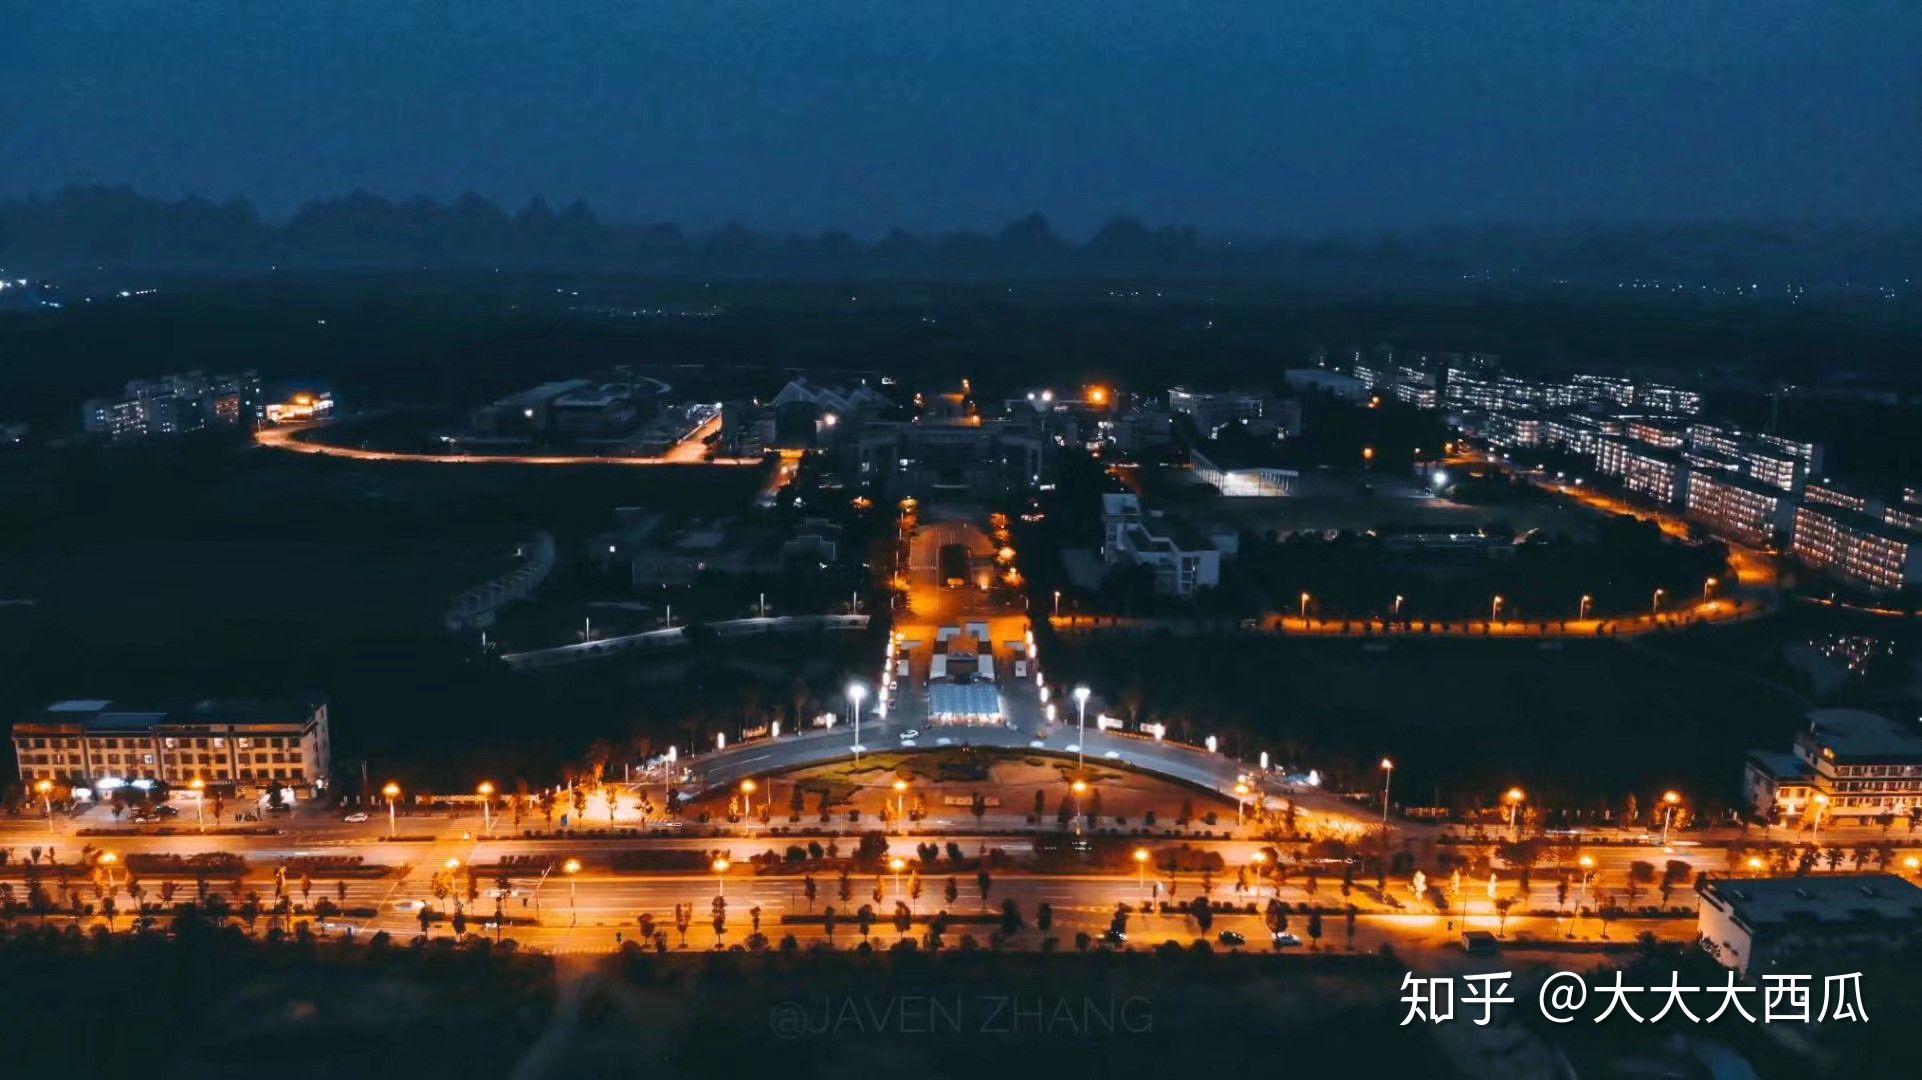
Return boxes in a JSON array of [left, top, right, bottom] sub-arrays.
[[1791, 503, 1922, 593], [1594, 436, 1688, 503], [1540, 413, 1619, 457], [1803, 479, 1877, 514], [1480, 411, 1540, 450], [1625, 418, 1686, 450], [1572, 373, 1635, 408], [1684, 470, 1794, 547], [82, 370, 262, 441], [1636, 382, 1702, 415], [1743, 708, 1922, 825], [12, 697, 332, 795]]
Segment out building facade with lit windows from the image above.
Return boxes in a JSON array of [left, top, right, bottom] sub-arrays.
[[12, 697, 331, 795], [1742, 709, 1922, 824], [1684, 470, 1795, 548], [1790, 503, 1922, 593], [1594, 436, 1689, 504]]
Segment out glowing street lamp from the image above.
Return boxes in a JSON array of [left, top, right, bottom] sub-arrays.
[[477, 781, 496, 834], [1811, 792, 1830, 843], [1072, 685, 1092, 767], [189, 777, 206, 832], [1054, 589, 1062, 618], [888, 855, 907, 896], [1249, 849, 1269, 897], [1703, 577, 1718, 600], [1070, 778, 1090, 834], [740, 778, 759, 825], [564, 857, 583, 923], [847, 683, 867, 762], [1579, 594, 1593, 620], [1233, 781, 1252, 826], [1659, 790, 1682, 845], [1392, 594, 1404, 617], [1503, 787, 1525, 837], [1299, 592, 1311, 622], [1133, 847, 1150, 897], [98, 851, 122, 921], [1746, 855, 1766, 873], [892, 779, 909, 832], [1652, 587, 1665, 615], [1379, 758, 1394, 825], [1904, 855, 1921, 877], [1576, 854, 1596, 928], [35, 779, 54, 833], [382, 781, 402, 837], [1491, 595, 1504, 624]]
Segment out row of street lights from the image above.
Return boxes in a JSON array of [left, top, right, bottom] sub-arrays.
[[1295, 578, 1719, 625]]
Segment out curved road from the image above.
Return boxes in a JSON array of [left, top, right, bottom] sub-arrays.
[[256, 413, 763, 466]]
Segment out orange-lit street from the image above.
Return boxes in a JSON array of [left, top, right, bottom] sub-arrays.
[[254, 411, 762, 466]]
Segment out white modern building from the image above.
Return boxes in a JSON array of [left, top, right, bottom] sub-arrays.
[[1100, 493, 1226, 596], [12, 697, 332, 795], [1697, 874, 1922, 975]]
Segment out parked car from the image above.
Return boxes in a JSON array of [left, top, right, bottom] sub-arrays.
[[1217, 930, 1246, 947], [343, 812, 370, 823], [1271, 931, 1302, 948]]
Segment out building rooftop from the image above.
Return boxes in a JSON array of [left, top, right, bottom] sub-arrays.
[[21, 697, 323, 733], [1700, 874, 1922, 930], [1798, 708, 1922, 763], [1744, 749, 1812, 783]]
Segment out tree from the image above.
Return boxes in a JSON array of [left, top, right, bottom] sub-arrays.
[[945, 876, 959, 908], [857, 904, 875, 943], [1307, 910, 1324, 950], [1344, 905, 1358, 948], [1000, 898, 1023, 937], [893, 902, 912, 938], [977, 870, 993, 910], [1037, 902, 1053, 933], [823, 906, 838, 943]]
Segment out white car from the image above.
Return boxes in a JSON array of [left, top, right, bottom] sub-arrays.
[[392, 899, 428, 912], [899, 729, 921, 740], [1271, 932, 1302, 948], [1103, 750, 1121, 760], [343, 812, 370, 823], [1029, 740, 1046, 749]]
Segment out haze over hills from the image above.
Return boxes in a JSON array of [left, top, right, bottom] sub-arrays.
[[2, 186, 1919, 287]]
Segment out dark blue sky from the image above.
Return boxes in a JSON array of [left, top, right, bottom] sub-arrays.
[[4, 2, 1919, 235]]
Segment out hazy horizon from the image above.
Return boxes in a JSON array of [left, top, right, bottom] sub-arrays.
[[5, 3, 1920, 237]]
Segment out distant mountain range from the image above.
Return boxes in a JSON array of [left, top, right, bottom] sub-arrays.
[[1, 186, 1918, 286]]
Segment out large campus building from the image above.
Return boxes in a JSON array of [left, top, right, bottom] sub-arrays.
[[1743, 708, 1922, 824], [1790, 502, 1922, 593], [1684, 470, 1795, 548], [1100, 493, 1229, 596], [83, 370, 261, 440], [12, 697, 333, 796], [1697, 874, 1922, 975]]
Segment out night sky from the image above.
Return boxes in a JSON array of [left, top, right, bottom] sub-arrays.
[[4, 2, 1919, 234]]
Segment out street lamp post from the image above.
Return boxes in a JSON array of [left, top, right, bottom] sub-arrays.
[[1811, 793, 1829, 844], [35, 779, 54, 833], [98, 851, 121, 924], [847, 683, 867, 762], [1579, 594, 1593, 620], [1054, 590, 1061, 618], [1379, 758, 1394, 825], [1576, 854, 1595, 934], [382, 782, 401, 837], [1299, 592, 1311, 623], [478, 781, 495, 834], [189, 777, 206, 832], [1070, 778, 1089, 835], [1133, 848, 1150, 899], [710, 856, 728, 899], [1491, 595, 1503, 625], [1660, 790, 1681, 845], [1703, 577, 1718, 600], [1393, 594, 1404, 617], [1249, 849, 1268, 898], [564, 857, 582, 925], [889, 856, 907, 898], [1503, 787, 1525, 839], [892, 779, 909, 833], [1234, 781, 1251, 827], [1652, 588, 1664, 616], [1072, 685, 1091, 768]]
